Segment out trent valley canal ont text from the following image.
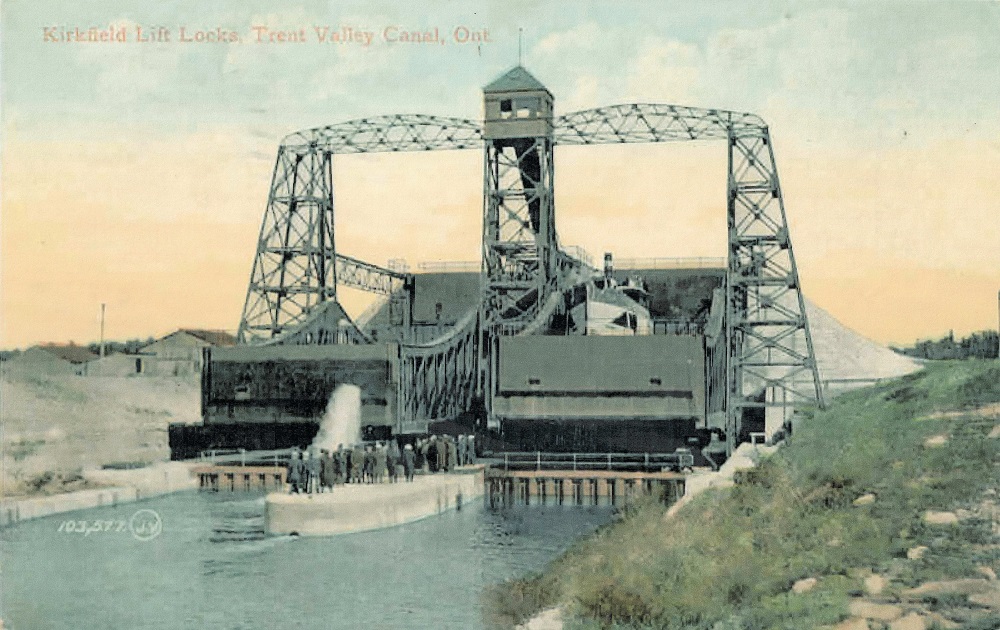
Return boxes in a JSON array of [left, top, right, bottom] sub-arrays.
[[42, 24, 493, 46]]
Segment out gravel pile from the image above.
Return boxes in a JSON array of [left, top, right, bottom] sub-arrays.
[[805, 299, 922, 394]]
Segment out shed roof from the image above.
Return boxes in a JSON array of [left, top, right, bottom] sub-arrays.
[[178, 329, 237, 347], [39, 344, 99, 364]]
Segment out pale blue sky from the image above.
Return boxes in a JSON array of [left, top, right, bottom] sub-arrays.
[[2, 1, 999, 347], [4, 1, 999, 142]]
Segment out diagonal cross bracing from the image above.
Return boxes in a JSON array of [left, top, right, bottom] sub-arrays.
[[235, 101, 824, 444]]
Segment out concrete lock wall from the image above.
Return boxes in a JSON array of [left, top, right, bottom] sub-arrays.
[[265, 471, 484, 536], [0, 463, 198, 527], [1, 488, 141, 527]]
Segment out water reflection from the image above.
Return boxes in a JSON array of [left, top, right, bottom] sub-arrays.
[[1, 491, 612, 629]]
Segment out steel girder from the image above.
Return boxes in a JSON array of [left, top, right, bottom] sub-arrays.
[[724, 128, 824, 452], [397, 310, 481, 430], [334, 253, 412, 295]]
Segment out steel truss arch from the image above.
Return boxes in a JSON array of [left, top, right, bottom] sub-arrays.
[[236, 97, 825, 450], [553, 104, 765, 145], [281, 114, 483, 155]]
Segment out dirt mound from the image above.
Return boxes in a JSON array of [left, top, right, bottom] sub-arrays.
[[1, 372, 199, 497]]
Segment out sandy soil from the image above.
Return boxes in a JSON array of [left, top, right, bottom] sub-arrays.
[[1, 369, 199, 497]]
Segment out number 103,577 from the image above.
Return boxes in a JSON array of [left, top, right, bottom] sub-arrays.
[[57, 520, 126, 535]]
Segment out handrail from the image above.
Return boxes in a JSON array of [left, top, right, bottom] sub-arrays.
[[199, 448, 294, 466], [493, 451, 694, 472], [416, 261, 480, 273], [615, 257, 725, 270]]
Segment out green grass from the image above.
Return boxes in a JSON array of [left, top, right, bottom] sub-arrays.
[[484, 361, 1000, 629]]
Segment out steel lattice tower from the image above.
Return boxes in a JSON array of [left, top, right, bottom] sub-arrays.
[[725, 127, 825, 452], [238, 147, 336, 343], [480, 67, 558, 332]]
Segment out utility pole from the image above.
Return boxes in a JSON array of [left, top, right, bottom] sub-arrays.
[[100, 303, 106, 358]]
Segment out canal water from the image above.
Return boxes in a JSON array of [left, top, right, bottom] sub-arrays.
[[0, 491, 613, 629]]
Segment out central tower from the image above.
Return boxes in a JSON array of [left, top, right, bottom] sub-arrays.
[[480, 66, 557, 333]]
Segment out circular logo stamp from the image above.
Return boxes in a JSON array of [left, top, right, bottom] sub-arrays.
[[128, 509, 162, 541]]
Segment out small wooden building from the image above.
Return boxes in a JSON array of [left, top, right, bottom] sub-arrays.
[[4, 344, 99, 376], [138, 329, 237, 376]]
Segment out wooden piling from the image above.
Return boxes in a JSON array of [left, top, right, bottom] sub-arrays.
[[483, 468, 686, 508]]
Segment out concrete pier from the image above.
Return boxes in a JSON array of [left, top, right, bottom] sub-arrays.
[[1, 462, 199, 527], [265, 468, 484, 536]]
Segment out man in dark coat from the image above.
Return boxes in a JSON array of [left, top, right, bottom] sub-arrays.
[[363, 445, 375, 483], [351, 444, 364, 484], [386, 445, 397, 483], [416, 439, 427, 471], [316, 449, 328, 493], [321, 449, 336, 492], [426, 436, 439, 473]]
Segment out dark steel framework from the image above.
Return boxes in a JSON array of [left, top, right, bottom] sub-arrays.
[[235, 96, 824, 452], [237, 115, 480, 345]]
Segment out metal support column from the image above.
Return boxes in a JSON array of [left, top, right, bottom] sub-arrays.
[[725, 126, 824, 454]]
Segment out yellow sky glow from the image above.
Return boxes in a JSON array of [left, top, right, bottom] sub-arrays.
[[2, 125, 998, 349]]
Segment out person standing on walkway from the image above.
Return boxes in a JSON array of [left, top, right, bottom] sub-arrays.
[[374, 443, 387, 484], [333, 444, 345, 485], [403, 444, 415, 482], [386, 443, 397, 483], [286, 448, 303, 494], [390, 441, 402, 481], [436, 435, 448, 473], [317, 449, 328, 493], [306, 449, 321, 494], [363, 445, 375, 484], [416, 438, 428, 472], [321, 449, 336, 492], [445, 436, 456, 472], [351, 443, 364, 484]]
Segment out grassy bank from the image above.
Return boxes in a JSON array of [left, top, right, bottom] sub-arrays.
[[485, 361, 1000, 629]]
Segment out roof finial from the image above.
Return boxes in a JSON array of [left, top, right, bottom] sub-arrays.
[[518, 28, 523, 66]]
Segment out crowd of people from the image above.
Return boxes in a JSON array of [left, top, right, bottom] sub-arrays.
[[285, 434, 476, 494]]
